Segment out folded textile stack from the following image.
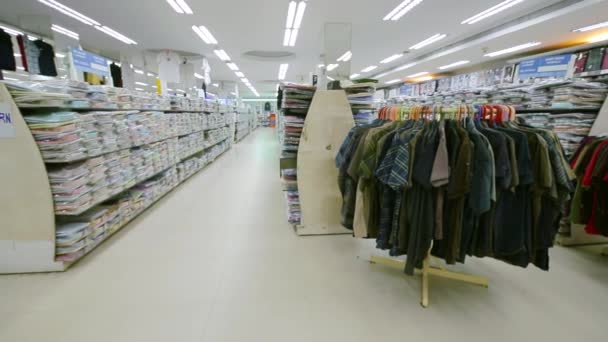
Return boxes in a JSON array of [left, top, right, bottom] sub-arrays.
[[281, 168, 300, 224], [345, 82, 377, 126], [178, 131, 206, 159], [5, 80, 90, 107], [281, 116, 305, 158], [172, 112, 207, 135], [550, 81, 608, 109], [549, 113, 598, 157], [55, 207, 116, 262], [24, 112, 87, 162]]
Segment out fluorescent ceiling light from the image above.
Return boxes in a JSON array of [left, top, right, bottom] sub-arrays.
[[135, 81, 148, 86], [147, 72, 155, 77], [278, 63, 289, 80], [176, 89, 185, 92], [410, 33, 447, 50], [214, 49, 230, 61], [318, 64, 325, 68], [327, 76, 335, 81], [192, 25, 217, 45], [484, 41, 541, 57], [573, 21, 608, 32], [227, 63, 239, 71], [55, 53, 66, 58], [380, 54, 403, 64], [14, 53, 22, 57], [438, 60, 470, 70], [407, 71, 429, 78], [283, 29, 292, 46], [361, 65, 378, 73], [135, 87, 144, 91], [27, 35, 38, 41], [395, 63, 417, 72], [350, 73, 360, 79], [212, 83, 219, 87], [134, 69, 144, 74], [588, 33, 608, 43], [95, 25, 137, 45], [51, 24, 79, 40], [288, 29, 298, 47], [384, 0, 425, 21], [283, 1, 305, 47], [462, 0, 525, 25], [337, 51, 352, 62], [241, 78, 249, 83], [326, 63, 339, 71], [293, 1, 307, 29], [286, 1, 297, 28], [386, 79, 402, 84], [38, 0, 100, 26], [235, 71, 245, 77], [0, 25, 22, 36], [231, 92, 237, 95], [166, 0, 193, 14], [414, 75, 433, 82], [152, 85, 157, 88]]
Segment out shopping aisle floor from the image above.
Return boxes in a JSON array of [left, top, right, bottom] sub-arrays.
[[1, 128, 607, 342]]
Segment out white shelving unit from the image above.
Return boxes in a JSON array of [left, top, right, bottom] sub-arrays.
[[0, 83, 234, 273]]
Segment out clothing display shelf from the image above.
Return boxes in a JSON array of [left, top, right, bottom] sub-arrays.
[[0, 83, 233, 273], [295, 90, 355, 235], [556, 96, 608, 248]]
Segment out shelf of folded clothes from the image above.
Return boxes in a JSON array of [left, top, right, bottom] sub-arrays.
[[344, 82, 377, 126]]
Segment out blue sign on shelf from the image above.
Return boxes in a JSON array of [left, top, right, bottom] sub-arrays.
[[399, 84, 412, 95], [518, 54, 573, 79], [70, 48, 110, 76]]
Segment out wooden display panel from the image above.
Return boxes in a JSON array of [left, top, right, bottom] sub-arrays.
[[296, 90, 354, 235], [0, 83, 63, 273]]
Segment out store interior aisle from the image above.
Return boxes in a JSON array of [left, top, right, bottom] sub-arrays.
[[1, 128, 607, 342]]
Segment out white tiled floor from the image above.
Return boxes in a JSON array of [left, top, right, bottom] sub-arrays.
[[1, 128, 607, 342]]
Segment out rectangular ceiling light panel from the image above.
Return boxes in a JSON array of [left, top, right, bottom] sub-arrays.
[[380, 54, 403, 64], [214, 49, 231, 61], [283, 1, 306, 47], [39, 0, 100, 26], [407, 71, 429, 78], [361, 65, 378, 73], [438, 60, 470, 70], [192, 25, 218, 45], [461, 0, 525, 25], [166, 0, 193, 14], [51, 24, 79, 40], [95, 25, 137, 45], [337, 51, 352, 62], [384, 0, 424, 21], [484, 41, 541, 57], [326, 63, 339, 71], [410, 33, 447, 50], [278, 63, 289, 80], [573, 21, 608, 32]]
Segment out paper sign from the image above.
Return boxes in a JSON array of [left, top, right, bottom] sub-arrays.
[[0, 103, 15, 138], [70, 48, 110, 76], [518, 54, 573, 79]]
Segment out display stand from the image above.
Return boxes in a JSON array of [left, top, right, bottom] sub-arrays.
[[296, 90, 354, 236], [556, 97, 608, 247], [0, 83, 63, 273], [370, 251, 489, 308]]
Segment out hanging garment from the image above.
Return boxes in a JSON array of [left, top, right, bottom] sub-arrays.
[[110, 63, 123, 87], [34, 39, 57, 76], [21, 36, 40, 74], [157, 51, 181, 83], [337, 104, 574, 275], [0, 30, 16, 71]]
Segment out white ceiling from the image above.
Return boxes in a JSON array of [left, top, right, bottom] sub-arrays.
[[1, 0, 608, 98]]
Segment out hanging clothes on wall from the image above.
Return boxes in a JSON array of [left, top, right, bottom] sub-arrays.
[[20, 36, 40, 75], [570, 137, 608, 236], [33, 39, 57, 76], [0, 29, 16, 71], [336, 104, 574, 275], [110, 62, 123, 87]]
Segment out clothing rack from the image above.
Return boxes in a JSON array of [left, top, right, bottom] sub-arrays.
[[344, 102, 572, 307]]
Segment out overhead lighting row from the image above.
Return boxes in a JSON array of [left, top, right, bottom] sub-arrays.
[[283, 1, 307, 47], [166, 0, 193, 14], [51, 24, 79, 40], [383, 0, 425, 21], [278, 63, 289, 80], [38, 0, 137, 44], [410, 33, 447, 50], [337, 51, 352, 62], [192, 25, 218, 45]]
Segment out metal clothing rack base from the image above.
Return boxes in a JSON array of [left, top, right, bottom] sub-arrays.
[[370, 252, 489, 308]]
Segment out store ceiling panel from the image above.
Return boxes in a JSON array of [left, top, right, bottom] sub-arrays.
[[0, 0, 607, 97]]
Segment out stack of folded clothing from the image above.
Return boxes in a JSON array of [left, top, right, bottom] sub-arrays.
[[281, 168, 300, 224], [344, 81, 377, 126], [24, 112, 87, 162]]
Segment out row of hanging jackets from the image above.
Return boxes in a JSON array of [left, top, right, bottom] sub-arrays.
[[569, 136, 608, 236], [336, 104, 575, 275]]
